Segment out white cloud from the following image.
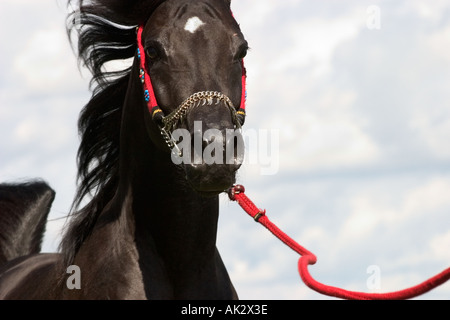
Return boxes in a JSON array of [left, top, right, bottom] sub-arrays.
[[288, 113, 380, 170], [430, 231, 450, 262], [272, 14, 362, 77], [427, 25, 450, 61], [340, 177, 450, 241], [402, 178, 450, 216], [409, 0, 450, 20], [14, 28, 79, 93]]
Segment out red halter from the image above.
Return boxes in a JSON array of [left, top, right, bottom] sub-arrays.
[[136, 25, 247, 127]]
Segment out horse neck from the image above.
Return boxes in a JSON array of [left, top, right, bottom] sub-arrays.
[[118, 63, 221, 274]]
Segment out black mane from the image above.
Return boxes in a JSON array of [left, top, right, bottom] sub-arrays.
[[60, 0, 165, 264]]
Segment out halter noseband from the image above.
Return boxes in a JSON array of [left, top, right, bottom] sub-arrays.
[[136, 25, 247, 152]]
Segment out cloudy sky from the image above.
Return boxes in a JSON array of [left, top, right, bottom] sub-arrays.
[[1, 0, 449, 299]]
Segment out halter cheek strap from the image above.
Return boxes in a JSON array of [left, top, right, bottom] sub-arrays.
[[136, 25, 247, 128], [136, 26, 165, 125], [237, 59, 247, 125]]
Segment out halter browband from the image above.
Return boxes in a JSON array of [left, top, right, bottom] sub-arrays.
[[136, 25, 247, 141]]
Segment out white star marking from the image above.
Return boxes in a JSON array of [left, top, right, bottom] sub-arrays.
[[184, 16, 205, 34]]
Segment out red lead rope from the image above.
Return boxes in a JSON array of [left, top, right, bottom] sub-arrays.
[[228, 184, 450, 300]]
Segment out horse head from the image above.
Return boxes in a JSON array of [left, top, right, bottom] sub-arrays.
[[137, 0, 248, 195]]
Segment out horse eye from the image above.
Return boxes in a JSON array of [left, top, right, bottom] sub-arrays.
[[239, 48, 247, 59], [146, 47, 159, 60], [236, 46, 248, 60]]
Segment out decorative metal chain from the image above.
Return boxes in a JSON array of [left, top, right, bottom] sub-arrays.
[[156, 91, 241, 155], [161, 91, 240, 133]]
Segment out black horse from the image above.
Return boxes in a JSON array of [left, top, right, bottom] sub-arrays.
[[0, 0, 248, 299]]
